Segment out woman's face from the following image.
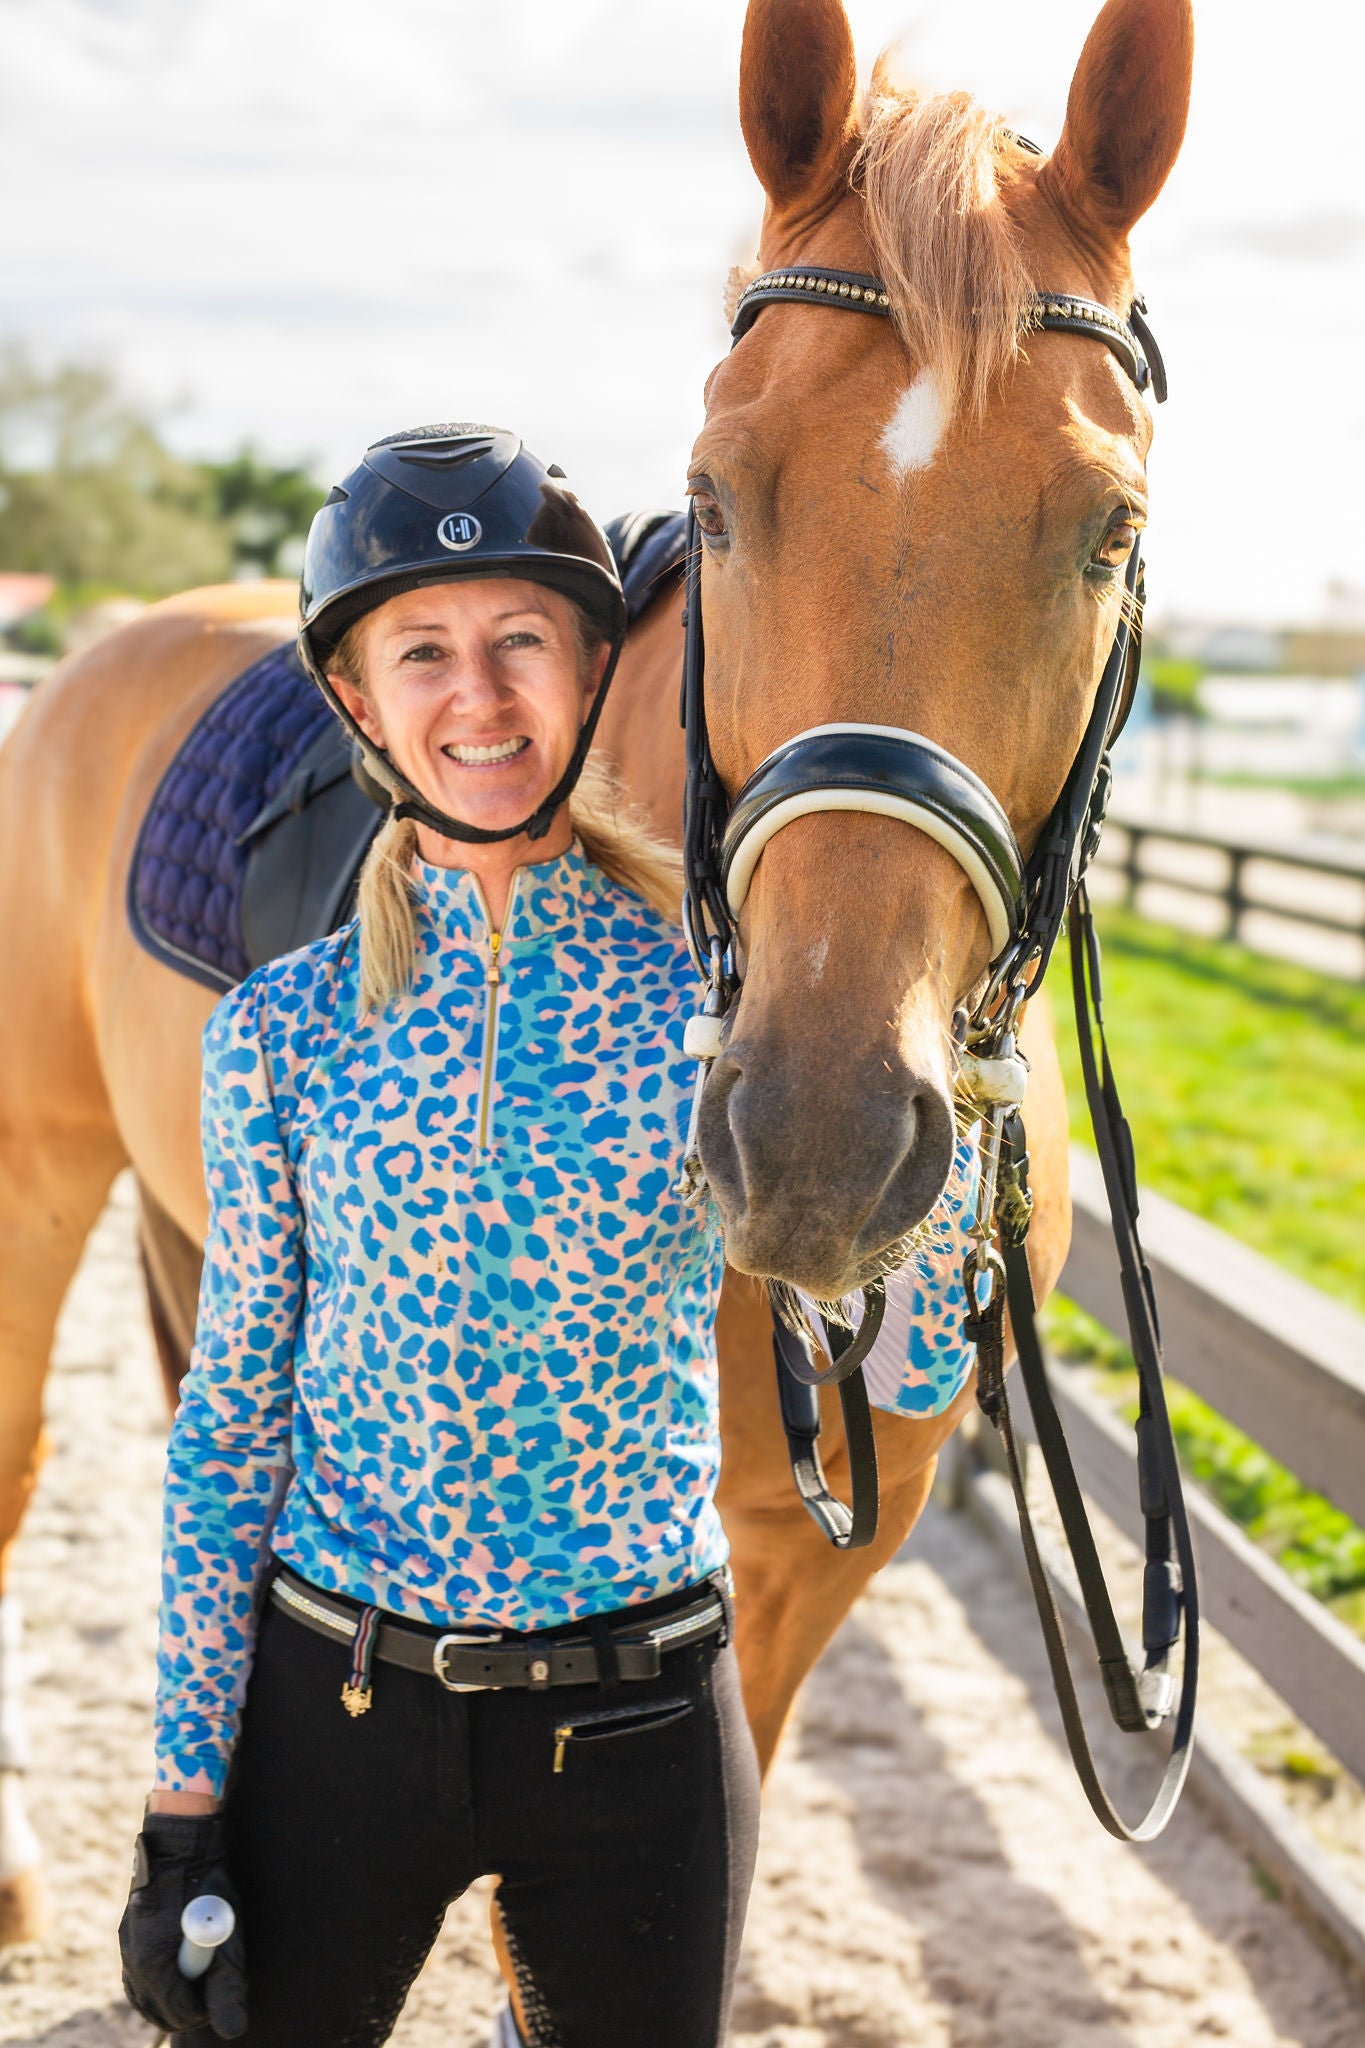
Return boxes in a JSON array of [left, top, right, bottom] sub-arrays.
[[329, 578, 606, 835]]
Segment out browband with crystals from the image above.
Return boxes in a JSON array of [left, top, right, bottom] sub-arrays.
[[730, 265, 1163, 402]]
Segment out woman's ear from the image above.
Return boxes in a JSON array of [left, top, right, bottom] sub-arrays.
[[739, 0, 859, 223], [581, 640, 612, 705], [328, 674, 386, 750]]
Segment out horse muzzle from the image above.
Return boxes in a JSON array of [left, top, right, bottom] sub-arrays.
[[694, 1014, 960, 1298], [676, 720, 1026, 1292]]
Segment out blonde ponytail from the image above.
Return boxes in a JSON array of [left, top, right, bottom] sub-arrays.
[[356, 813, 420, 1013], [568, 756, 683, 926]]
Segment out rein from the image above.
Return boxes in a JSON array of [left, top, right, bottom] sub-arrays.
[[677, 264, 1197, 1841]]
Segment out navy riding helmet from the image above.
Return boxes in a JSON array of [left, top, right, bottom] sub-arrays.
[[298, 423, 628, 844]]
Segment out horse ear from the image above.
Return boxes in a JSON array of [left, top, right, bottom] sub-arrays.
[[739, 0, 859, 216], [1044, 0, 1193, 245]]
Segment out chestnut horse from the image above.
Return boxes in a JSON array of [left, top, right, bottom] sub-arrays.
[[0, 0, 1191, 2011]]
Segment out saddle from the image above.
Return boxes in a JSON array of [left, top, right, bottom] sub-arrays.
[[129, 511, 687, 993]]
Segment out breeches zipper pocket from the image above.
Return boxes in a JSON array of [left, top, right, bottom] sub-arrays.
[[552, 1697, 694, 1774]]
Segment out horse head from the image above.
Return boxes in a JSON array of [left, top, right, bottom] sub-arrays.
[[689, 0, 1193, 1298]]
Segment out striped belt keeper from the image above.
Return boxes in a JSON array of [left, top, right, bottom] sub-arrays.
[[340, 1604, 380, 1717]]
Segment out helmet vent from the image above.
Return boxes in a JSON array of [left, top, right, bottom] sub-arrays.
[[388, 437, 498, 474]]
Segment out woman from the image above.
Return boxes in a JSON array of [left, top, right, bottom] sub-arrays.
[[119, 423, 979, 2048]]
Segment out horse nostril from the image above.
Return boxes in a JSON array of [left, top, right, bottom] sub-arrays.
[[695, 1049, 743, 1173], [849, 1079, 957, 1270]]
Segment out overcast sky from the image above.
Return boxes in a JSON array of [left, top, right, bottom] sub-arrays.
[[2, 0, 1362, 622]]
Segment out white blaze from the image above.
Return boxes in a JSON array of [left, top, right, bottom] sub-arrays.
[[881, 370, 948, 477]]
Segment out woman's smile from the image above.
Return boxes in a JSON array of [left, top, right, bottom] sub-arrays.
[[440, 735, 532, 767]]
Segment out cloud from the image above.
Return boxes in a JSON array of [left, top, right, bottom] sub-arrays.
[[1199, 211, 1365, 266]]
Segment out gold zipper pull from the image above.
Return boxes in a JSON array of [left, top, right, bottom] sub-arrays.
[[553, 1724, 572, 1774], [488, 930, 503, 985]]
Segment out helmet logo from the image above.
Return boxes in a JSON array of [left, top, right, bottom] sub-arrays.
[[436, 512, 482, 552]]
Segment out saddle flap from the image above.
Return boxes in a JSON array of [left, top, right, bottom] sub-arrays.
[[237, 728, 359, 847]]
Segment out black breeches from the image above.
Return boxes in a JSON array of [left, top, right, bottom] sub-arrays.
[[188, 1585, 761, 2048]]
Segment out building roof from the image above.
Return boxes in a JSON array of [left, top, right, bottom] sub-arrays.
[[0, 573, 56, 628]]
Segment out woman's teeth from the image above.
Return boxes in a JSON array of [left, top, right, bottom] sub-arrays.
[[442, 737, 530, 765]]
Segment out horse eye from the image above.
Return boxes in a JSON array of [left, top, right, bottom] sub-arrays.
[[1093, 520, 1139, 570], [690, 490, 727, 540]]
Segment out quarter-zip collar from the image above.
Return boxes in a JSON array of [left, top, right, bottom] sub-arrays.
[[409, 841, 604, 949]]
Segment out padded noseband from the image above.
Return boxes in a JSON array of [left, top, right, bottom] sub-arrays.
[[720, 723, 1027, 958]]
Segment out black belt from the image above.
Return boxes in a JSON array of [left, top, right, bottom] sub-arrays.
[[271, 1567, 729, 1693]]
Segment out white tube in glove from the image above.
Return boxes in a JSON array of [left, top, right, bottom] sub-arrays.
[[178, 1894, 236, 1979]]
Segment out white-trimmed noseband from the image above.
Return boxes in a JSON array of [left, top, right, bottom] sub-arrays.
[[719, 723, 1027, 963]]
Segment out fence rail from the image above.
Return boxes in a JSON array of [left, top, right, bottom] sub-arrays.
[[951, 1147, 1365, 1966], [1092, 817, 1365, 978]]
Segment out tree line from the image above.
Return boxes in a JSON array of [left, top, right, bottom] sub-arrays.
[[0, 355, 325, 647]]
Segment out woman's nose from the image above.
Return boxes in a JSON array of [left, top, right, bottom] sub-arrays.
[[448, 647, 510, 710]]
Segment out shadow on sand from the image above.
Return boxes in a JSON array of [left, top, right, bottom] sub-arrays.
[[8, 2001, 149, 2048], [796, 1599, 1137, 2048], [801, 1499, 1357, 2048]]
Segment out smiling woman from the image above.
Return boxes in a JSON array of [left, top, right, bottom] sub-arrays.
[[325, 576, 675, 1011], [113, 420, 986, 2048], [302, 425, 682, 1013]]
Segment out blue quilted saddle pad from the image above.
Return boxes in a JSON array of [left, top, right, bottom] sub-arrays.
[[128, 643, 334, 992]]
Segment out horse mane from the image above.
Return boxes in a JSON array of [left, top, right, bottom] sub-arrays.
[[855, 84, 1035, 423]]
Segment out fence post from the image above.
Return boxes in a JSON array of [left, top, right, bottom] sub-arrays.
[[1124, 826, 1142, 912], [1227, 848, 1247, 944]]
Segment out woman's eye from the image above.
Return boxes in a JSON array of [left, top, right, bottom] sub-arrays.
[[401, 642, 444, 663], [690, 490, 727, 540], [1092, 520, 1140, 571], [500, 631, 542, 651]]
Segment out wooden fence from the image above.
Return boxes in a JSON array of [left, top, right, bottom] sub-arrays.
[[1091, 818, 1365, 979], [950, 1148, 1365, 1969]]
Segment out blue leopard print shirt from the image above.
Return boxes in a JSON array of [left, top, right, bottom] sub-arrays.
[[155, 845, 978, 1794]]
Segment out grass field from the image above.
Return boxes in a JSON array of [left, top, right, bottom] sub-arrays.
[[1041, 907, 1365, 1635], [1051, 907, 1364, 1314]]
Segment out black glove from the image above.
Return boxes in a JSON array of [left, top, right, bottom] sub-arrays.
[[119, 1811, 247, 2039]]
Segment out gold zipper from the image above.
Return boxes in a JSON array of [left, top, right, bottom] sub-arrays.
[[552, 1698, 694, 1773], [476, 927, 503, 1153]]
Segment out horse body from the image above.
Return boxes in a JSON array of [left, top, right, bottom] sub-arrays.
[[0, 0, 1190, 1979]]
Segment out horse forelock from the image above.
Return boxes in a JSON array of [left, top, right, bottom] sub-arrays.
[[854, 85, 1036, 427], [722, 87, 1051, 426]]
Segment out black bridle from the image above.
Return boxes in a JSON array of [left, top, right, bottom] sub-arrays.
[[678, 263, 1197, 1842]]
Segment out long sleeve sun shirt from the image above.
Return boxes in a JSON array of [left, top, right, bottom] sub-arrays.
[[155, 845, 978, 1795]]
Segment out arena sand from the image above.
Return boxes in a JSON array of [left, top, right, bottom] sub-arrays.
[[0, 1178, 1360, 2046]]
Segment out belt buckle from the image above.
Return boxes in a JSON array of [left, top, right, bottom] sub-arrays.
[[433, 1631, 497, 1693]]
